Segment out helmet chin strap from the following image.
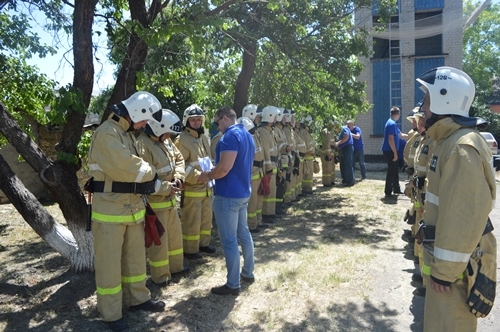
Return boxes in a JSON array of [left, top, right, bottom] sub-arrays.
[[425, 112, 441, 129]]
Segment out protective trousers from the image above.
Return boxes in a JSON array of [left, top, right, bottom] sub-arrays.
[[248, 177, 261, 230], [94, 222, 150, 322], [321, 154, 333, 185], [181, 193, 212, 253], [284, 169, 295, 202], [275, 171, 286, 204], [423, 276, 476, 332], [295, 160, 304, 197], [302, 157, 314, 193], [147, 208, 184, 283], [262, 173, 276, 215]]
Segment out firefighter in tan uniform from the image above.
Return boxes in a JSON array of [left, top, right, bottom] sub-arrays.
[[320, 123, 334, 187], [401, 108, 420, 238], [417, 67, 497, 331], [88, 91, 166, 331], [294, 118, 306, 198], [300, 115, 316, 194], [410, 111, 435, 293], [237, 116, 263, 232], [329, 121, 340, 185], [211, 131, 222, 162], [274, 108, 290, 214], [256, 106, 279, 220], [137, 109, 189, 286], [282, 109, 297, 203], [243, 104, 264, 226], [175, 105, 215, 259]]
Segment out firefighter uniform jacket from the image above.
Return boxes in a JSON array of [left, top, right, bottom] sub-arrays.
[[88, 114, 157, 224], [137, 134, 185, 210], [210, 131, 222, 162], [423, 117, 496, 283], [175, 127, 212, 190], [274, 123, 289, 169], [404, 131, 421, 169], [256, 125, 278, 173], [301, 127, 316, 157], [320, 128, 333, 157]]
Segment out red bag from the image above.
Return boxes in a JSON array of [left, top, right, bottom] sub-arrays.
[[258, 174, 271, 196], [144, 203, 165, 248]]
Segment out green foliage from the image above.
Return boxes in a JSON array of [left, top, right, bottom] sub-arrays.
[[47, 85, 86, 126], [77, 130, 93, 168], [464, 1, 500, 139]]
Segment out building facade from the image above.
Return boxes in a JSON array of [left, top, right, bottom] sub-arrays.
[[355, 0, 463, 157]]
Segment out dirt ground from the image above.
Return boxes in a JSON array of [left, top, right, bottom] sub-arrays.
[[0, 165, 499, 332]]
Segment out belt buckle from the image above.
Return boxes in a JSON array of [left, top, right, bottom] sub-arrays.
[[132, 183, 137, 194]]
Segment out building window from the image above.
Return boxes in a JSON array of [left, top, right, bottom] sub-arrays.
[[415, 11, 442, 56]]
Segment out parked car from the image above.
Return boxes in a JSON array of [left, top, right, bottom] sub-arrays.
[[480, 132, 498, 155]]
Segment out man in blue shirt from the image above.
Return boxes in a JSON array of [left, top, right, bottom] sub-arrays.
[[335, 122, 355, 186], [198, 106, 255, 296], [347, 120, 366, 180], [381, 107, 404, 197]]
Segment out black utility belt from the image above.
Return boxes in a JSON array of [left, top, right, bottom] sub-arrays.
[[270, 156, 278, 162], [299, 152, 305, 157], [84, 176, 157, 195], [253, 160, 263, 168], [417, 218, 494, 244]]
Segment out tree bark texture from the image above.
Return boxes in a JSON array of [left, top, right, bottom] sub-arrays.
[[103, 0, 164, 122], [0, 104, 94, 272], [233, 42, 257, 117]]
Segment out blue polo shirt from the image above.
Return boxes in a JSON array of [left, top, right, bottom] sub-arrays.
[[338, 126, 353, 149], [351, 126, 364, 151], [214, 123, 255, 198], [381, 118, 400, 151]]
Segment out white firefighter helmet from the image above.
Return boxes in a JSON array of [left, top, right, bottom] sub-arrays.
[[242, 104, 260, 121], [110, 91, 162, 123], [182, 104, 204, 126], [416, 66, 475, 117], [276, 107, 285, 122], [237, 117, 255, 132], [261, 106, 279, 123], [300, 115, 313, 126], [283, 109, 293, 123], [145, 109, 182, 137]]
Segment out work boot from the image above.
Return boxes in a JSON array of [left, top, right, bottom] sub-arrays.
[[402, 232, 415, 243], [102, 317, 129, 332], [199, 245, 216, 253], [249, 228, 260, 233], [129, 299, 166, 312], [171, 266, 190, 277], [184, 252, 202, 260], [211, 284, 240, 296]]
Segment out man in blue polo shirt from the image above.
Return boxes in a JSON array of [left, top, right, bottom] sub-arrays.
[[347, 120, 366, 180], [335, 122, 355, 186], [198, 106, 255, 296], [381, 107, 405, 197]]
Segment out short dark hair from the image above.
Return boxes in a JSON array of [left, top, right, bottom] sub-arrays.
[[390, 107, 400, 115], [215, 106, 236, 119]]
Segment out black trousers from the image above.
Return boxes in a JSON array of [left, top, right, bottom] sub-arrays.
[[383, 150, 400, 195]]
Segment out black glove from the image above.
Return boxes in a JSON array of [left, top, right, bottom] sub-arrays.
[[467, 271, 496, 318], [293, 167, 299, 175], [334, 156, 340, 164], [405, 167, 414, 176]]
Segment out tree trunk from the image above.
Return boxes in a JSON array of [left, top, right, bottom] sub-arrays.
[[233, 42, 257, 117], [0, 0, 99, 272], [102, 0, 164, 122], [0, 103, 94, 272]]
